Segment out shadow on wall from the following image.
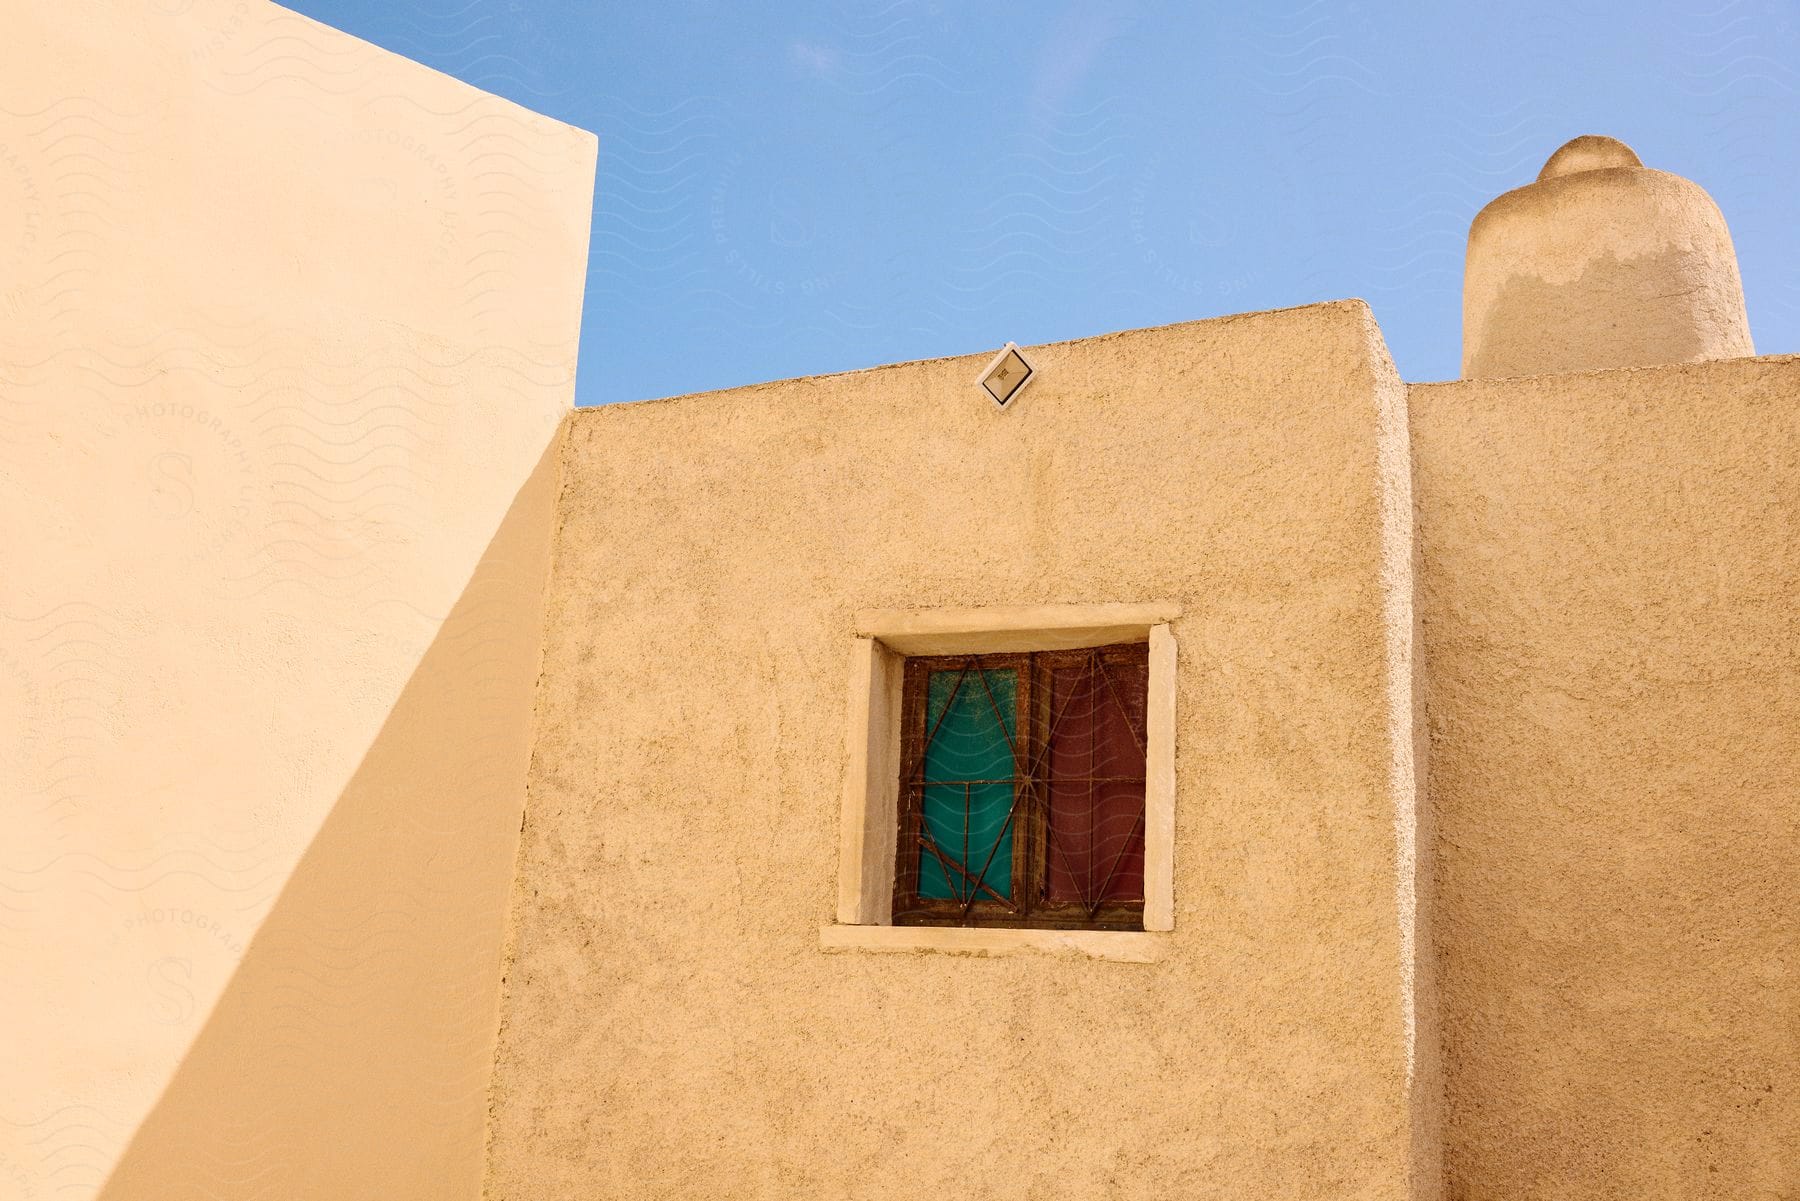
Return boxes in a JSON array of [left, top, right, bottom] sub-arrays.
[[95, 437, 562, 1201], [1467, 250, 1712, 379]]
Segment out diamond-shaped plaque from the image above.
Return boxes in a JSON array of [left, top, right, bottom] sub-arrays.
[[976, 342, 1034, 409]]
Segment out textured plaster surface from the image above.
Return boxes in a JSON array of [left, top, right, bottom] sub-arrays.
[[487, 302, 1432, 1200], [1535, 134, 1642, 181], [1412, 355, 1800, 1200], [1462, 154, 1753, 380], [0, 2, 594, 1197]]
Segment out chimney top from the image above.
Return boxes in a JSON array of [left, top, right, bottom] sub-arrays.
[[1536, 135, 1642, 181], [1461, 136, 1754, 379]]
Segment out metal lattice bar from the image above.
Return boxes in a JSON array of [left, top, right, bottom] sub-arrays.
[[895, 643, 1149, 930]]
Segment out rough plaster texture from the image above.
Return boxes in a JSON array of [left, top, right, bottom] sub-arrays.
[[0, 3, 594, 1197], [487, 302, 1434, 1200], [4, 26, 1779, 1191], [1412, 355, 1800, 1200], [1462, 137, 1753, 380]]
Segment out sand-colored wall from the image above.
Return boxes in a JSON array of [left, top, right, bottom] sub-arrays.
[[0, 3, 594, 1198], [488, 301, 1437, 1200], [1412, 356, 1800, 1199]]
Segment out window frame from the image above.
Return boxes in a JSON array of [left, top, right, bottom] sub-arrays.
[[891, 644, 1151, 932], [830, 604, 1178, 960]]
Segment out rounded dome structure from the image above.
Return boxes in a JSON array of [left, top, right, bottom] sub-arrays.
[[1536, 134, 1641, 180], [1462, 136, 1753, 379]]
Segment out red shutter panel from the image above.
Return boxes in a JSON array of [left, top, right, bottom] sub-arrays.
[[1043, 649, 1148, 906]]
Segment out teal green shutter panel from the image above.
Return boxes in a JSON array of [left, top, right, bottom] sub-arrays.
[[917, 665, 1017, 901]]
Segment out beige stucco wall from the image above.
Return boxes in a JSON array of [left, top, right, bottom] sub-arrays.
[[487, 301, 1437, 1199], [1412, 355, 1800, 1199], [0, 2, 594, 1198]]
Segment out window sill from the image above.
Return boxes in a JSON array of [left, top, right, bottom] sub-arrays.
[[818, 924, 1166, 963]]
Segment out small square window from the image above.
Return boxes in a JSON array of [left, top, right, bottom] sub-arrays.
[[893, 645, 1149, 930], [830, 605, 1177, 959]]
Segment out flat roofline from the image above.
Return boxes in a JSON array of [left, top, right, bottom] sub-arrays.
[[1409, 350, 1800, 391], [581, 297, 1378, 412]]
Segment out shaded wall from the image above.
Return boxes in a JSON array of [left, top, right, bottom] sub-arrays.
[[98, 441, 565, 1200], [488, 302, 1436, 1200], [0, 2, 594, 1197], [1412, 355, 1800, 1199]]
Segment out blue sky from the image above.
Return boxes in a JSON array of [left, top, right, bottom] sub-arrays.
[[285, 0, 1800, 406]]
